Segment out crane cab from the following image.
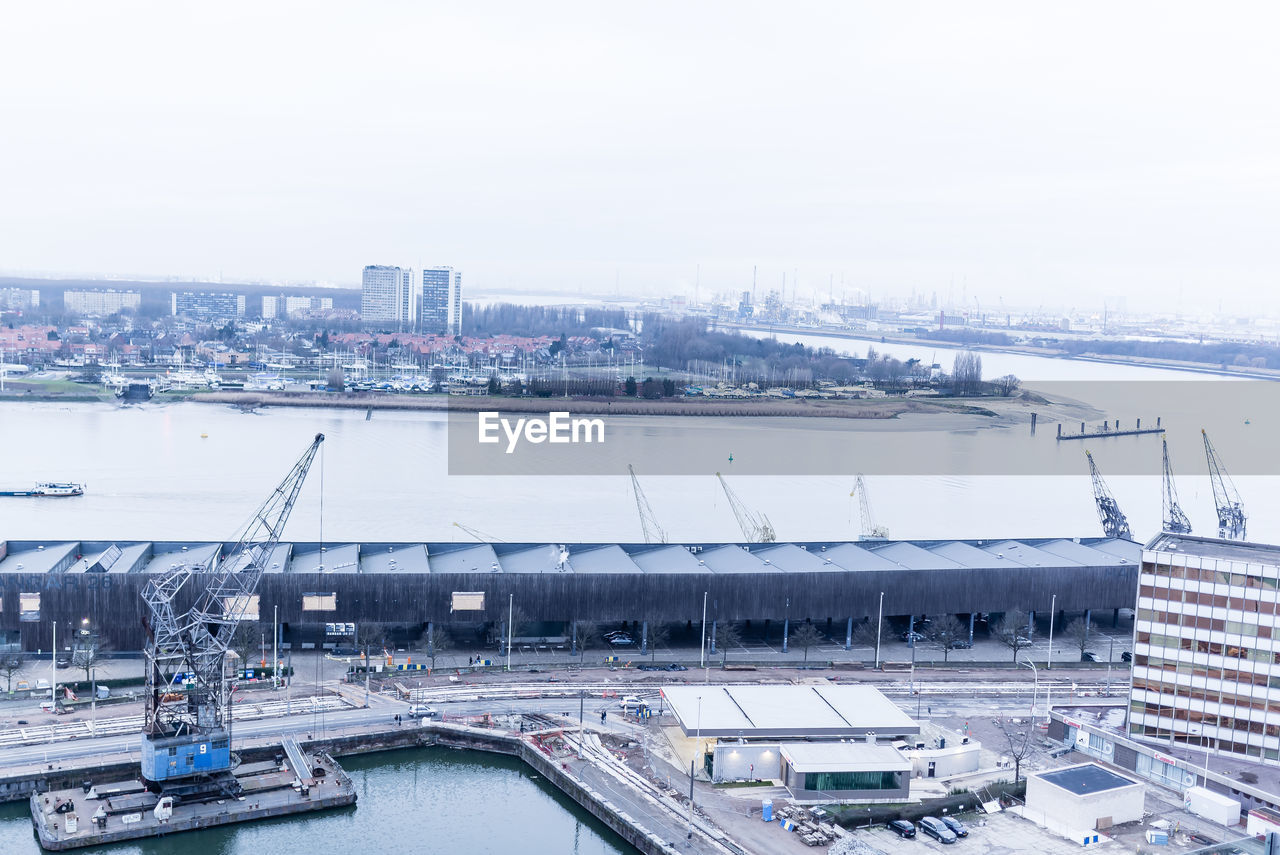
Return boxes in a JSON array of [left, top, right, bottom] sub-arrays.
[[141, 731, 231, 783]]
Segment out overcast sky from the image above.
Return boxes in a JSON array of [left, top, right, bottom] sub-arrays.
[[2, 2, 1277, 314]]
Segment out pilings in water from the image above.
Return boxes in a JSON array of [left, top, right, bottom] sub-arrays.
[[1055, 416, 1163, 441]]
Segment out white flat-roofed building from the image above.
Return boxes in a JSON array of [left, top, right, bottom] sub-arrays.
[[0, 288, 40, 310], [780, 742, 912, 802], [661, 684, 919, 740], [64, 289, 141, 316], [361, 265, 415, 328], [1025, 762, 1144, 837]]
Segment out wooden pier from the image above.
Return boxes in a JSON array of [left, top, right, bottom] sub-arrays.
[[1056, 417, 1163, 441]]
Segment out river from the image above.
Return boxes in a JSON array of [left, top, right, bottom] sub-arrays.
[[0, 330, 1276, 545], [0, 748, 636, 854]]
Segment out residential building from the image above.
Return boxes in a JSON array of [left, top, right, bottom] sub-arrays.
[[0, 288, 40, 310], [263, 294, 334, 320], [170, 292, 246, 319], [1131, 533, 1280, 764], [361, 265, 415, 328], [420, 267, 462, 336], [64, 289, 141, 316]]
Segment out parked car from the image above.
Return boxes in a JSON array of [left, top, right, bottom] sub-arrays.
[[940, 816, 968, 837], [1121, 650, 1133, 662], [1081, 651, 1098, 662], [919, 816, 957, 844], [55, 656, 71, 669], [605, 632, 634, 646], [887, 820, 916, 838], [948, 639, 973, 649]]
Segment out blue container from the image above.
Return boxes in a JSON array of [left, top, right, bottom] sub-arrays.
[[762, 799, 773, 822]]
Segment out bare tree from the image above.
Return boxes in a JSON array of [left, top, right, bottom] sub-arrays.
[[992, 609, 1033, 664], [924, 614, 967, 663], [229, 623, 258, 670], [952, 351, 984, 396], [1, 656, 23, 693], [326, 367, 345, 391], [790, 622, 825, 665], [357, 622, 388, 671], [646, 622, 671, 661], [424, 625, 451, 670], [995, 715, 1038, 782], [71, 626, 109, 686], [852, 617, 891, 651], [713, 621, 741, 667], [1064, 617, 1094, 661], [575, 621, 599, 659], [992, 374, 1021, 396]]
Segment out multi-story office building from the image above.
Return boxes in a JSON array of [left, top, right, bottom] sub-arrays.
[[420, 267, 462, 336], [170, 292, 246, 319], [1130, 534, 1280, 763], [360, 265, 415, 328], [64, 289, 141, 316], [263, 294, 334, 320], [0, 288, 40, 310]]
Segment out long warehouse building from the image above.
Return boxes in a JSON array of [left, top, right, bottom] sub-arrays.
[[0, 536, 1139, 652]]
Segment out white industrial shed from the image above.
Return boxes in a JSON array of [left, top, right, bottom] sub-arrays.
[[661, 685, 919, 739]]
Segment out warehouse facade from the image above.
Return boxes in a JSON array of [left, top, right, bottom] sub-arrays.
[[0, 536, 1139, 653]]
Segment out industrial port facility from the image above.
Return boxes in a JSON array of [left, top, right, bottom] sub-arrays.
[[0, 535, 1139, 653]]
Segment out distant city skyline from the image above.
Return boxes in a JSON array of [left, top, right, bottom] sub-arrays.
[[3, 4, 1279, 317]]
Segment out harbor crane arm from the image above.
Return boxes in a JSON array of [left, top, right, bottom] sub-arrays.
[[716, 472, 776, 543], [851, 473, 889, 539], [1202, 429, 1247, 540], [628, 464, 667, 544], [1161, 437, 1192, 534], [142, 433, 324, 743], [452, 521, 505, 543], [1085, 450, 1132, 540]]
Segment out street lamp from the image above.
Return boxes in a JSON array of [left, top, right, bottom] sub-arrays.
[[875, 592, 884, 670], [80, 618, 97, 736], [1020, 656, 1038, 720], [1046, 594, 1057, 670], [688, 694, 702, 840]]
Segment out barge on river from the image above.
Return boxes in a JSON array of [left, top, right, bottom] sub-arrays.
[[0, 482, 83, 497]]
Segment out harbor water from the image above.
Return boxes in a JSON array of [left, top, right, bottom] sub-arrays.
[[0, 748, 637, 855]]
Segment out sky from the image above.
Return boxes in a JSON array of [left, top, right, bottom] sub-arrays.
[[1, 2, 1278, 314]]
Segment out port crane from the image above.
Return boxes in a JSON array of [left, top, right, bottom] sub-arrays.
[[1161, 437, 1192, 534], [140, 433, 324, 792], [1085, 450, 1132, 540], [1202, 429, 1247, 540], [628, 464, 667, 544], [850, 473, 889, 540], [716, 472, 776, 543]]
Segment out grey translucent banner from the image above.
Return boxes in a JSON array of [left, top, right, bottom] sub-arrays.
[[445, 380, 1280, 476]]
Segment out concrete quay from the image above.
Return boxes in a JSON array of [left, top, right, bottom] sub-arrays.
[[29, 749, 355, 851], [14, 717, 735, 855]]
